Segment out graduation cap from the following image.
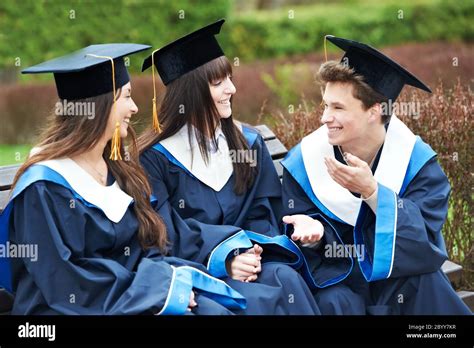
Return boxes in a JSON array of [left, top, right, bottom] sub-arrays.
[[141, 19, 226, 133], [325, 35, 431, 101], [22, 43, 151, 100], [142, 19, 225, 85]]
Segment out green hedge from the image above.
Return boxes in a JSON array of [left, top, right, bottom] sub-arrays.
[[1, 0, 473, 74], [224, 0, 474, 60], [0, 0, 231, 74]]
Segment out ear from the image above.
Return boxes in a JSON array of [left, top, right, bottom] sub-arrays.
[[368, 103, 382, 123]]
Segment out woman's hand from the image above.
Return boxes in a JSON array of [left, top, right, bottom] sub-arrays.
[[187, 291, 197, 312], [283, 215, 324, 244], [226, 244, 262, 282]]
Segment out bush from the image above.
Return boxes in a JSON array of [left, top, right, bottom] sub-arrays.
[[269, 80, 473, 290], [225, 0, 474, 61], [261, 62, 315, 109]]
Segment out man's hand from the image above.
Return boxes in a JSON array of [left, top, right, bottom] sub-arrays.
[[226, 244, 262, 282], [283, 214, 324, 244], [324, 153, 377, 198]]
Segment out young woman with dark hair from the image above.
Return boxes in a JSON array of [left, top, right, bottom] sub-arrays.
[[139, 20, 320, 315]]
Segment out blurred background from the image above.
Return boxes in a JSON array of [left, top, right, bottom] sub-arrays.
[[0, 0, 472, 288]]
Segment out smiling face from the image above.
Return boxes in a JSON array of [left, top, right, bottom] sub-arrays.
[[209, 75, 236, 118], [106, 82, 138, 139], [321, 82, 372, 147]]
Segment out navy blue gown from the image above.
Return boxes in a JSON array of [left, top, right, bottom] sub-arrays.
[[140, 125, 320, 315], [281, 117, 471, 315], [0, 159, 246, 315]]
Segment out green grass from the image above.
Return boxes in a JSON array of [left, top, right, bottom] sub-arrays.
[[0, 145, 32, 166]]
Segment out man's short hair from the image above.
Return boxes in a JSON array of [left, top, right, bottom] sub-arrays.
[[318, 61, 391, 124]]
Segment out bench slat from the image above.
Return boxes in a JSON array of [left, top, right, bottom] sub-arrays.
[[265, 138, 288, 160], [441, 260, 463, 286], [0, 164, 21, 190], [0, 190, 11, 212], [255, 124, 276, 140], [457, 291, 474, 311], [273, 159, 284, 178]]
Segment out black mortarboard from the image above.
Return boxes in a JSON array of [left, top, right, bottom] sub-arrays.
[[325, 35, 431, 101], [22, 43, 151, 100], [142, 19, 225, 85]]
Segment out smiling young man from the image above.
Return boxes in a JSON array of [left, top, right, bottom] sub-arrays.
[[281, 36, 471, 315]]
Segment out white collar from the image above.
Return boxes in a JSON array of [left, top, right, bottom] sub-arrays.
[[38, 158, 133, 223], [210, 127, 226, 153], [183, 125, 226, 153], [301, 115, 416, 226], [160, 123, 234, 192]]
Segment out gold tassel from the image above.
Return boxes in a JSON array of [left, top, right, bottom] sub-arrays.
[[151, 48, 161, 133], [320, 35, 330, 108], [85, 54, 123, 160], [152, 97, 161, 133], [110, 121, 122, 161], [324, 34, 329, 62]]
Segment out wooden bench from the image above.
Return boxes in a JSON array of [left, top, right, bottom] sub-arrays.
[[0, 125, 472, 313]]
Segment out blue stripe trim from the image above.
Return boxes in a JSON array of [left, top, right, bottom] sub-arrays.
[[353, 203, 372, 281], [150, 194, 158, 204], [246, 231, 308, 268], [0, 203, 13, 292], [400, 136, 436, 196], [244, 231, 304, 269], [159, 267, 193, 315], [152, 143, 195, 178], [183, 266, 247, 310], [355, 183, 396, 281], [372, 184, 397, 280], [207, 231, 253, 278], [242, 126, 258, 148], [281, 144, 345, 224], [12, 165, 92, 204]]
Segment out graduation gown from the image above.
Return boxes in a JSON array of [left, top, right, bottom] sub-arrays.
[[281, 115, 471, 315], [140, 123, 320, 315], [0, 158, 246, 315]]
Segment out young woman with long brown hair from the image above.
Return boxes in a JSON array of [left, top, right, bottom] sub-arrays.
[[139, 20, 321, 315], [0, 44, 245, 315]]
